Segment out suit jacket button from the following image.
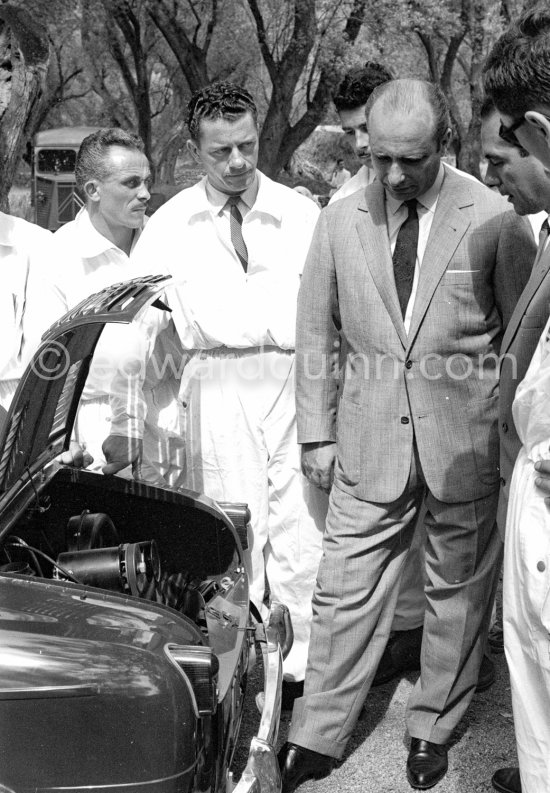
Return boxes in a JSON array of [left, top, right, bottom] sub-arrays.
[[537, 561, 546, 572], [405, 360, 413, 369], [400, 416, 410, 424], [501, 422, 508, 433]]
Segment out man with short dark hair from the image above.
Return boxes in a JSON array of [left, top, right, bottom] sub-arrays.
[[483, 7, 550, 171], [104, 83, 327, 695], [483, 11, 550, 793], [277, 78, 535, 792], [329, 62, 393, 203]]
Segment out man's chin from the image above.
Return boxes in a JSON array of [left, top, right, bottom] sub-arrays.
[[508, 197, 528, 215]]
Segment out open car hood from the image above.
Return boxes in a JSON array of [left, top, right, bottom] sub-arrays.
[[0, 275, 171, 494]]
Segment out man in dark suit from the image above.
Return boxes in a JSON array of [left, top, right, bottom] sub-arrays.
[[278, 78, 535, 792]]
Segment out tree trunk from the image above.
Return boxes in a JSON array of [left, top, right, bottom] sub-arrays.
[[0, 6, 49, 211], [156, 135, 181, 184]]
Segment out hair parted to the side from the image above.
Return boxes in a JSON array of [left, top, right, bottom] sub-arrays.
[[187, 82, 258, 142], [483, 6, 550, 116], [75, 128, 145, 192], [333, 62, 393, 111], [365, 79, 451, 145]]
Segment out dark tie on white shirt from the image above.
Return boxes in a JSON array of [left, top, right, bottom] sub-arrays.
[[393, 199, 419, 318], [225, 195, 248, 271]]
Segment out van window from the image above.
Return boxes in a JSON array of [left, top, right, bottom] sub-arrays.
[[37, 149, 77, 174]]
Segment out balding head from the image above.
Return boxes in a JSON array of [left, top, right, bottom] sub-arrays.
[[366, 79, 451, 147], [366, 79, 452, 201]]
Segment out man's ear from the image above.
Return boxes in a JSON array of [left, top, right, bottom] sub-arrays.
[[84, 179, 101, 202], [187, 138, 201, 164], [524, 110, 550, 146]]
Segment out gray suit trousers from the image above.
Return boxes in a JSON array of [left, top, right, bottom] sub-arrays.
[[288, 445, 501, 757]]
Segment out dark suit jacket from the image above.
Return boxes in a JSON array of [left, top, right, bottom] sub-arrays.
[[497, 239, 550, 531], [296, 167, 536, 504]]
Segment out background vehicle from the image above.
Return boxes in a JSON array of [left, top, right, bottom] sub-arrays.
[[0, 276, 285, 793], [32, 126, 100, 230]]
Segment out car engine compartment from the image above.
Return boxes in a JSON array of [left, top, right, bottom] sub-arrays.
[[0, 465, 246, 623]]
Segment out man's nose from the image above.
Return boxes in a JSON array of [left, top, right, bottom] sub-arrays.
[[228, 147, 246, 169], [387, 163, 405, 186], [138, 182, 151, 201], [484, 163, 500, 189], [355, 129, 369, 150]]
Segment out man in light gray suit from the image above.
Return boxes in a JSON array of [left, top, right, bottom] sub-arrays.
[[278, 79, 536, 791]]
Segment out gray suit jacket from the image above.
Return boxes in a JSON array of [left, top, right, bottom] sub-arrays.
[[497, 240, 550, 530], [296, 168, 535, 504]]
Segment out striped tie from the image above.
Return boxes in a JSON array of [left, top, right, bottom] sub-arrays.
[[225, 195, 248, 271]]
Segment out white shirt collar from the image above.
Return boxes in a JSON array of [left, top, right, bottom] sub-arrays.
[[73, 207, 144, 258], [196, 170, 283, 223], [385, 163, 445, 216]]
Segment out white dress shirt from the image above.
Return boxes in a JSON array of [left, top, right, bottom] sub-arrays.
[[50, 207, 145, 311], [49, 207, 148, 401], [0, 212, 61, 407], [385, 165, 445, 334]]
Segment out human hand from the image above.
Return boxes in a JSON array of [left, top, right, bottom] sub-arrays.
[[534, 458, 550, 498], [301, 441, 336, 493], [102, 434, 142, 476], [57, 442, 94, 469]]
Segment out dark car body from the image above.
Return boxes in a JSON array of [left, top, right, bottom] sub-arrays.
[[0, 277, 284, 793]]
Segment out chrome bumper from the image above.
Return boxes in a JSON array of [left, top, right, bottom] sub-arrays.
[[233, 603, 290, 793]]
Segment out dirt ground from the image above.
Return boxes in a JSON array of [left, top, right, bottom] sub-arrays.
[[232, 592, 516, 793]]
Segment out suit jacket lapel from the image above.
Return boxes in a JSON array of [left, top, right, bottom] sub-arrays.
[[356, 182, 408, 348], [501, 245, 550, 355], [406, 174, 472, 350]]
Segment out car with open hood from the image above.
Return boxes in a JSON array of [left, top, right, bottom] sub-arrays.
[[0, 275, 288, 793]]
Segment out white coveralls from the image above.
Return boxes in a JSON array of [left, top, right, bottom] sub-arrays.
[[505, 309, 550, 793], [124, 172, 327, 681], [50, 208, 185, 485], [0, 212, 61, 410]]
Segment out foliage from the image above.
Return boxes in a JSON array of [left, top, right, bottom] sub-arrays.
[[0, 0, 541, 200]]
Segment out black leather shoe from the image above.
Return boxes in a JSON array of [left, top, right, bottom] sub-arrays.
[[492, 767, 522, 793], [406, 738, 448, 789], [278, 742, 334, 793], [373, 626, 423, 686], [476, 653, 496, 692], [281, 680, 304, 711]]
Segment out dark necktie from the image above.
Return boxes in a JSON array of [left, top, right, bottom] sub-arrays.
[[393, 199, 419, 318], [225, 195, 248, 272]]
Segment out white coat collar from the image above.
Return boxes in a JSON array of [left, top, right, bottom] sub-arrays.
[[194, 170, 284, 223]]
